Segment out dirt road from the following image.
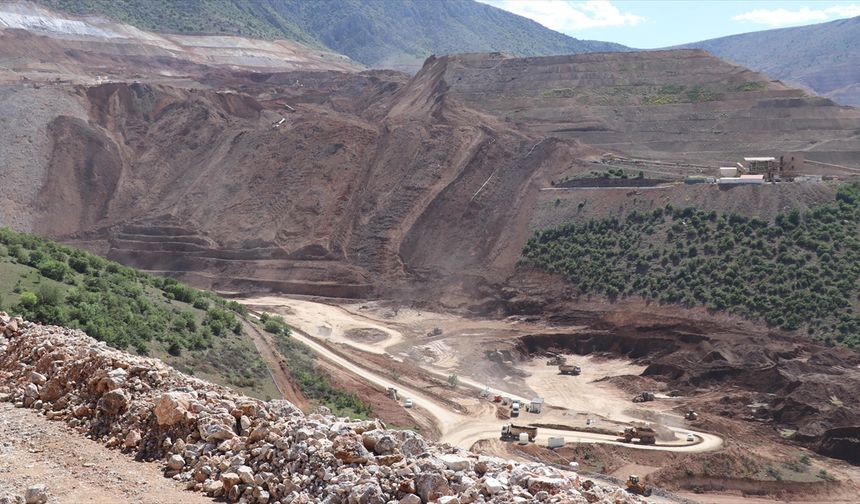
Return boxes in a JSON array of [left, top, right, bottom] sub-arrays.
[[242, 319, 307, 408], [0, 402, 210, 504], [248, 297, 723, 454]]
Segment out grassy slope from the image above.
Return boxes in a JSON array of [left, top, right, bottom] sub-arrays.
[[0, 227, 277, 400], [522, 183, 860, 347], [259, 313, 372, 419], [35, 0, 628, 70]]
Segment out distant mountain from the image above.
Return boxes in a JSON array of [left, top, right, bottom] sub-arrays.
[[681, 16, 860, 106], [35, 0, 629, 71]]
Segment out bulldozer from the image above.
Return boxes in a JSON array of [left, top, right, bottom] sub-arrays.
[[619, 426, 656, 445], [625, 475, 652, 497], [632, 391, 655, 403], [684, 409, 698, 421]]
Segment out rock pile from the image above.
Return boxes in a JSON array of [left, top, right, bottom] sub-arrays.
[[0, 314, 644, 504]]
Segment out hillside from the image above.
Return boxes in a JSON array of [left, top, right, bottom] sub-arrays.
[[0, 315, 643, 503], [4, 45, 860, 306], [522, 183, 860, 347], [681, 16, 860, 107], [0, 227, 279, 399], [34, 0, 628, 71]]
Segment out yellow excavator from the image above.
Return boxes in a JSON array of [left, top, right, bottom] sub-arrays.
[[625, 475, 652, 496]]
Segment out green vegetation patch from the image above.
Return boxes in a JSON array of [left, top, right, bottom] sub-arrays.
[[521, 183, 860, 347], [267, 319, 372, 419], [0, 228, 276, 398], [540, 87, 576, 98], [736, 81, 767, 92]]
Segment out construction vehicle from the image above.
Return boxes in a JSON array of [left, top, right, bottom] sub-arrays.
[[500, 424, 537, 442], [619, 426, 656, 445], [624, 475, 652, 497], [632, 391, 655, 403], [511, 401, 520, 417], [386, 387, 399, 401], [558, 364, 581, 375], [684, 409, 698, 421], [546, 354, 566, 366]]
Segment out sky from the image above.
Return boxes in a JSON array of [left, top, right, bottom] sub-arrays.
[[476, 0, 860, 48]]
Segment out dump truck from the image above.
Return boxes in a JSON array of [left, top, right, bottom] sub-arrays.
[[632, 391, 655, 403], [619, 426, 656, 444], [500, 424, 537, 442], [559, 364, 581, 375], [625, 475, 652, 496], [546, 354, 566, 366], [685, 409, 698, 421]]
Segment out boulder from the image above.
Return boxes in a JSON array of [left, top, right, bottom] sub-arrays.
[[98, 389, 128, 415], [416, 473, 452, 502], [154, 392, 193, 426]]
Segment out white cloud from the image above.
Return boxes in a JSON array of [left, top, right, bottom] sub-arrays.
[[479, 0, 645, 32], [732, 4, 860, 27]]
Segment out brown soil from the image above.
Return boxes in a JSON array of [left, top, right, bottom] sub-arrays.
[[0, 402, 211, 504], [343, 328, 389, 344]]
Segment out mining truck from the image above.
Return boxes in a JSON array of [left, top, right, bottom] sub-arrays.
[[632, 391, 655, 403], [625, 475, 652, 496], [558, 364, 581, 375], [619, 426, 656, 444], [500, 424, 537, 442]]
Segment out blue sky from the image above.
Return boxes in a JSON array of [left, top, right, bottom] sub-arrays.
[[477, 1, 860, 48]]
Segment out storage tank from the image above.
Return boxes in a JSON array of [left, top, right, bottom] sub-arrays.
[[518, 432, 530, 445]]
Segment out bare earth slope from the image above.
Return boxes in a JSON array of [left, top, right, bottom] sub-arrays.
[[4, 8, 860, 302]]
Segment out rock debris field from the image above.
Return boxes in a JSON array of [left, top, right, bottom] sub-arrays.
[[0, 313, 645, 504]]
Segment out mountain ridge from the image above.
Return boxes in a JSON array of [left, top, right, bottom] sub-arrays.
[[32, 0, 629, 71], [680, 15, 860, 106]]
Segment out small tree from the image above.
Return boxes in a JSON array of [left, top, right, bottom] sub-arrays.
[[447, 373, 458, 388]]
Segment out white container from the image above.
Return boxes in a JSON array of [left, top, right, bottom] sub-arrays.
[[518, 432, 530, 445], [547, 436, 565, 448]]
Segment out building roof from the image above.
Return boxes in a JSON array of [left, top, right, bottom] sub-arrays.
[[530, 397, 544, 403], [739, 174, 765, 179], [744, 157, 775, 162]]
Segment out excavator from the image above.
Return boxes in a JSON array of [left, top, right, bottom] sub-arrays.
[[685, 409, 698, 421], [625, 475, 652, 496]]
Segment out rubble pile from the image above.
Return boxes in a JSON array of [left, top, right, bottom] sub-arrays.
[[0, 314, 643, 504]]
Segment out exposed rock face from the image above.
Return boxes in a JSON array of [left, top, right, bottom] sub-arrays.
[[0, 313, 644, 503]]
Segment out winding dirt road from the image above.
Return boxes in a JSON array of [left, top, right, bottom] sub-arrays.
[[245, 297, 723, 454]]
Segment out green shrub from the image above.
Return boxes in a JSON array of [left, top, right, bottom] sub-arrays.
[[521, 183, 860, 347]]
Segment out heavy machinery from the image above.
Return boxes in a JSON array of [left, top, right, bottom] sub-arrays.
[[386, 387, 399, 401], [625, 475, 652, 497], [500, 424, 537, 442], [546, 354, 566, 366], [619, 426, 656, 445], [558, 364, 581, 375], [685, 409, 698, 421], [632, 391, 655, 403]]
